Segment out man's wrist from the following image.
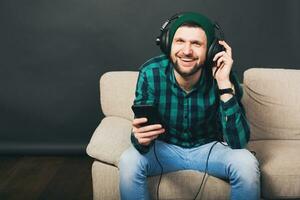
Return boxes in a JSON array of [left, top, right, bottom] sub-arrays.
[[217, 80, 232, 89], [217, 80, 235, 102]]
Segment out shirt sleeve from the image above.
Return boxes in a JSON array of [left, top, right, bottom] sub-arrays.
[[131, 70, 156, 154], [134, 70, 155, 105], [218, 71, 251, 149]]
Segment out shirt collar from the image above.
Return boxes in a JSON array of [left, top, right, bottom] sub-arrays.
[[167, 62, 207, 94]]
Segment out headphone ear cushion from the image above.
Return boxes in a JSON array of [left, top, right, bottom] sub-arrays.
[[160, 29, 169, 55], [207, 38, 225, 66]]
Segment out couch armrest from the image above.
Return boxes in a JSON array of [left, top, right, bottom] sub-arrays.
[[86, 116, 132, 166]]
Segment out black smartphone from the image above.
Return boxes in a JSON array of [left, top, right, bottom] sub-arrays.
[[131, 104, 163, 127]]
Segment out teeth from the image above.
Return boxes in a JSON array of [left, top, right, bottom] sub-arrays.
[[181, 58, 193, 62]]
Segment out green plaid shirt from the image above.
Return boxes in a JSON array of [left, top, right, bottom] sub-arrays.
[[131, 55, 250, 154]]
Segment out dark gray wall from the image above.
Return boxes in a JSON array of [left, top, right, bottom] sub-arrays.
[[0, 0, 299, 154]]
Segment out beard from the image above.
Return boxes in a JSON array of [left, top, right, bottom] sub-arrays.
[[172, 57, 205, 78]]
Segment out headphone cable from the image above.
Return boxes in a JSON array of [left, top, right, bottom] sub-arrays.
[[153, 141, 163, 200], [192, 141, 219, 200], [153, 141, 228, 200]]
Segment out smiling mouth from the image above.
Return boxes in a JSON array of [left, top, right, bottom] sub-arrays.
[[177, 54, 197, 61], [178, 56, 198, 65], [180, 58, 195, 62]]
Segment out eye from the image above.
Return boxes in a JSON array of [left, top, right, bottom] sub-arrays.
[[192, 41, 201, 47], [175, 39, 184, 44]]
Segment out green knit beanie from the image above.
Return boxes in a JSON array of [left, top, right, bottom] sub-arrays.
[[169, 12, 215, 49]]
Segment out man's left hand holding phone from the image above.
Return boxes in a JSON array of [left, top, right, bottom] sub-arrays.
[[131, 104, 165, 146]]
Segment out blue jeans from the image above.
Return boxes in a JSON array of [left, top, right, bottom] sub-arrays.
[[119, 140, 260, 200]]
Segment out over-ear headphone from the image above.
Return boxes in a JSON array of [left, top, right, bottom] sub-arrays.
[[155, 13, 181, 55], [156, 12, 225, 66]]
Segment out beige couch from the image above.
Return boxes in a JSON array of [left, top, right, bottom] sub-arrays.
[[86, 68, 300, 200]]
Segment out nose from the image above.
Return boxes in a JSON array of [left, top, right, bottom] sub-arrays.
[[182, 43, 193, 55]]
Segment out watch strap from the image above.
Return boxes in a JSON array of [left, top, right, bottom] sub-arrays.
[[218, 88, 234, 95]]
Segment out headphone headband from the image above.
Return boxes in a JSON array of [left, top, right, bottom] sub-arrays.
[[156, 12, 225, 67], [156, 13, 182, 46]]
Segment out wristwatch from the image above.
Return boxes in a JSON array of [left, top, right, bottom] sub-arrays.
[[218, 87, 235, 95]]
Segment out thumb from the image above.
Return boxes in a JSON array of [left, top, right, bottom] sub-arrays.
[[212, 66, 218, 78]]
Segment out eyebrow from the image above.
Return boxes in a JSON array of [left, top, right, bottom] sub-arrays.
[[174, 37, 203, 44]]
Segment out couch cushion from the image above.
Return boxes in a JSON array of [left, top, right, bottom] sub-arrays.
[[86, 116, 132, 166], [92, 160, 231, 200], [148, 170, 230, 200], [247, 140, 300, 199], [242, 68, 300, 140], [92, 161, 120, 200], [100, 71, 138, 120]]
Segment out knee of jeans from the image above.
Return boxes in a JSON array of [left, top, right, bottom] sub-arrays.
[[230, 150, 260, 183], [118, 147, 149, 176]]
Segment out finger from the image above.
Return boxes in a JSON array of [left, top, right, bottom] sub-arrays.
[[216, 53, 232, 67], [214, 64, 225, 78], [212, 66, 217, 74], [213, 51, 226, 62], [219, 40, 232, 57], [136, 128, 165, 138], [132, 126, 137, 133], [138, 132, 162, 145], [219, 40, 231, 49], [219, 62, 226, 70], [138, 137, 153, 145], [213, 66, 220, 78], [132, 117, 147, 126], [217, 56, 226, 67], [152, 135, 159, 140], [138, 124, 163, 133]]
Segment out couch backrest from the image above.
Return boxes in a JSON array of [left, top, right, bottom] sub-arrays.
[[100, 69, 300, 141], [242, 68, 300, 140], [100, 71, 138, 121]]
